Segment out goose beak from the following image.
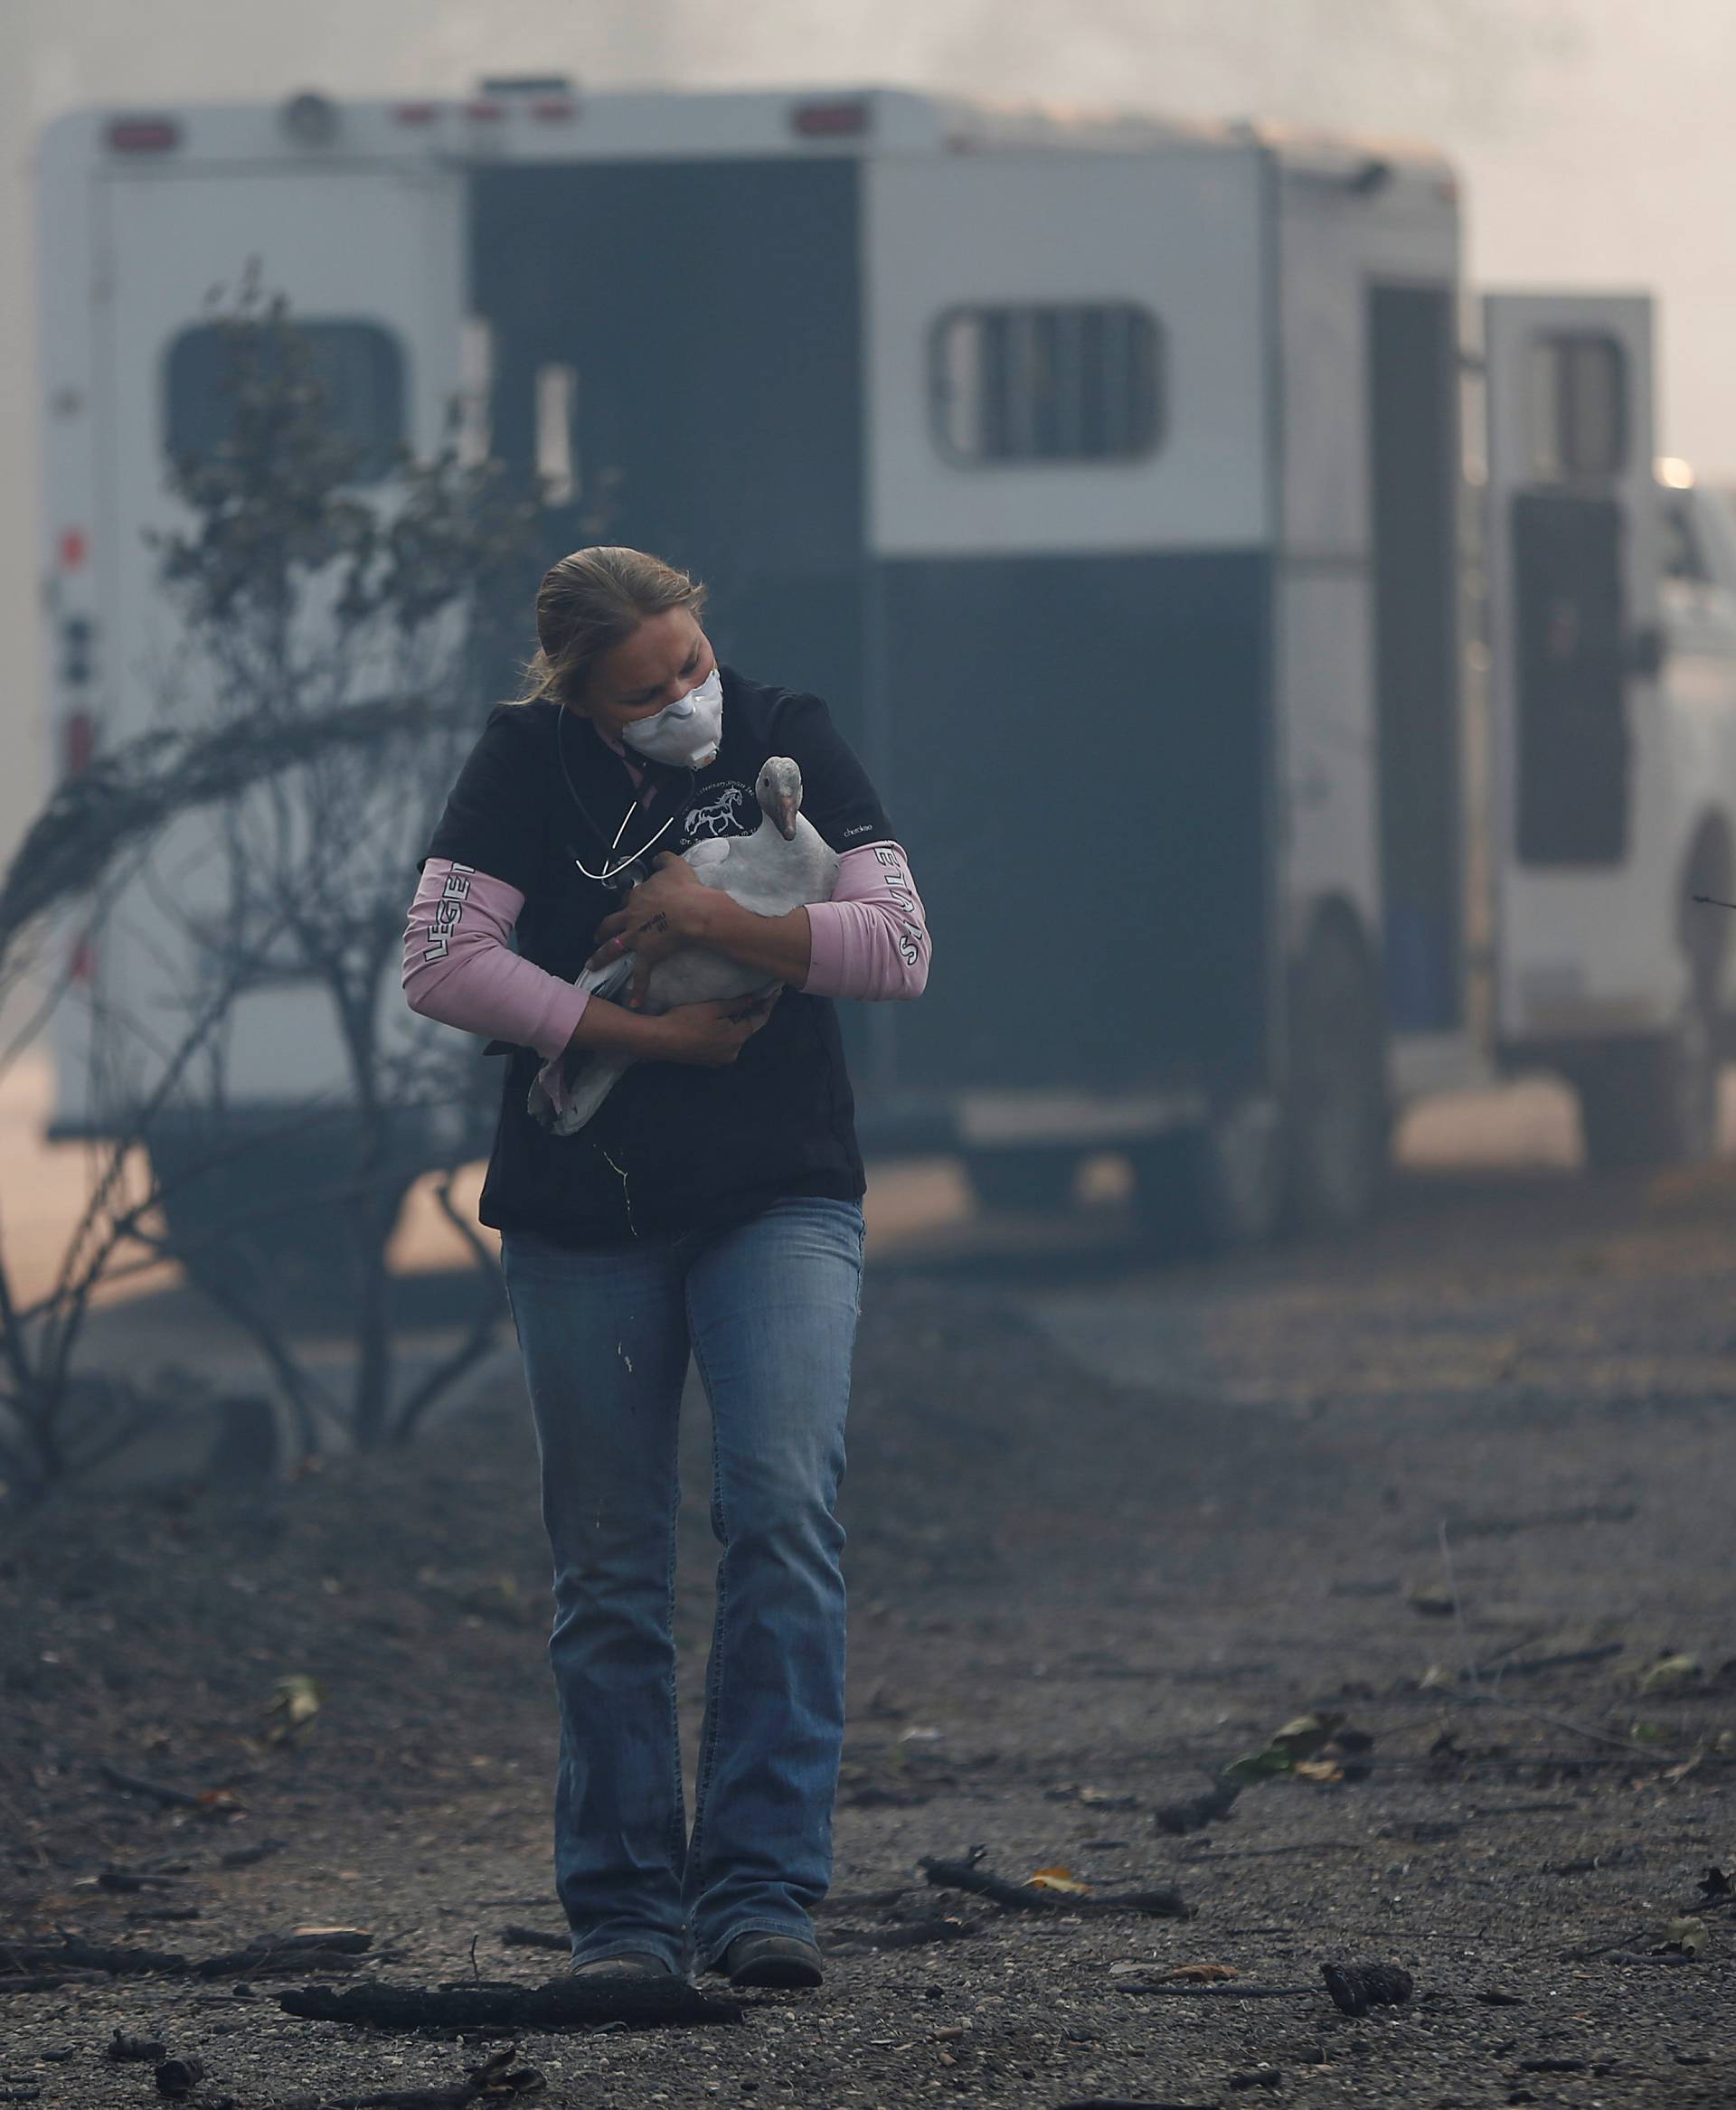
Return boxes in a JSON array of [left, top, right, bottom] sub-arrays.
[[772, 793, 798, 842]]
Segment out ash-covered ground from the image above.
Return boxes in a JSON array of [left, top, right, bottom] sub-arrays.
[[4, 1157, 1734, 2107]]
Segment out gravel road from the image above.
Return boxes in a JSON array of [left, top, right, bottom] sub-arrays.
[[3, 1151, 1733, 2108]]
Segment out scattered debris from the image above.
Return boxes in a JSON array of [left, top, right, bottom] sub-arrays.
[[1594, 1950, 1694, 1967], [154, 2053, 205, 2096], [0, 1928, 373, 1981], [218, 1837, 287, 1869], [97, 1764, 238, 1815], [266, 1672, 324, 1744], [919, 1846, 1189, 1919], [287, 2043, 546, 2108], [1224, 1713, 1341, 1785], [1153, 1777, 1241, 1834], [1026, 1865, 1093, 1895], [1321, 1962, 1414, 2017], [108, 2030, 168, 2061], [97, 1863, 182, 1894], [1660, 1917, 1709, 1957], [1640, 1654, 1703, 1695], [278, 1974, 746, 2031]]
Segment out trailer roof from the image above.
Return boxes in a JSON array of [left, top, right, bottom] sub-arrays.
[[45, 81, 1458, 185]]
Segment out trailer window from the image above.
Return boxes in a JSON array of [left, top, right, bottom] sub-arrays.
[[1525, 334, 1626, 481], [165, 320, 407, 484], [929, 304, 1163, 465]]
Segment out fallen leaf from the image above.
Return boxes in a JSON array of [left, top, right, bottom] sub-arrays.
[[1026, 1865, 1092, 1894], [1223, 1711, 1344, 1786], [1157, 1962, 1240, 1983], [1640, 1654, 1703, 1694], [1293, 1757, 1346, 1785], [267, 1673, 323, 1726]]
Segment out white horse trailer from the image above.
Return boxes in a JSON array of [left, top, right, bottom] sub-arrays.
[[32, 84, 1736, 1251]]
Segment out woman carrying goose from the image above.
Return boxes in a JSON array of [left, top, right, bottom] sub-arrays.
[[401, 546, 931, 1992]]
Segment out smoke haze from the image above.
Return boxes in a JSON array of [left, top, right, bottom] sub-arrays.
[[5, 0, 1733, 857]]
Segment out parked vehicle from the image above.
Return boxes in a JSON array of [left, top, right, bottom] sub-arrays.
[[33, 82, 1736, 1250]]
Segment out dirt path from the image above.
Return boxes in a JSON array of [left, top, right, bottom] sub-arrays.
[[3, 1154, 1734, 2107]]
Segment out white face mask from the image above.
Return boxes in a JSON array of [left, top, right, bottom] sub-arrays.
[[619, 665, 723, 770]]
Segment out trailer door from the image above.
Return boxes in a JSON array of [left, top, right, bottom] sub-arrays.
[[1484, 293, 1672, 1044], [91, 159, 465, 1103]]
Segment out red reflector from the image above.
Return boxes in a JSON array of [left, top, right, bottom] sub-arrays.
[[58, 528, 89, 570], [107, 117, 182, 153], [531, 99, 577, 121], [65, 711, 97, 777], [394, 102, 440, 125], [465, 100, 505, 121], [790, 99, 870, 139]]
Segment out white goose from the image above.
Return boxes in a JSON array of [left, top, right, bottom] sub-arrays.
[[529, 756, 839, 1135]]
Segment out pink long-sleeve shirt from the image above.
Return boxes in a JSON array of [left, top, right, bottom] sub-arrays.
[[401, 839, 929, 1074]]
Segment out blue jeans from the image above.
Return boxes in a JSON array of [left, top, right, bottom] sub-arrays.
[[498, 1194, 864, 1974]]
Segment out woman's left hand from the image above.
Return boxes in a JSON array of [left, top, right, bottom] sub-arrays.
[[587, 853, 708, 997]]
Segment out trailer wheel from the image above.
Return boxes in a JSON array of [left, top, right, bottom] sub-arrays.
[[1282, 919, 1390, 1236], [1573, 989, 1721, 1173], [1130, 1101, 1283, 1258], [962, 1147, 1080, 1213]]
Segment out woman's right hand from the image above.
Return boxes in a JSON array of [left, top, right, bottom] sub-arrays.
[[648, 989, 782, 1067]]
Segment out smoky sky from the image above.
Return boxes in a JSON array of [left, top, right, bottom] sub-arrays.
[[4, 0, 1733, 856]]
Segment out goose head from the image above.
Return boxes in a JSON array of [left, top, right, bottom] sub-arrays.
[[755, 756, 805, 842]]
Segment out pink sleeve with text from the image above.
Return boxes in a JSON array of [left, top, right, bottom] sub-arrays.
[[401, 860, 590, 1060], [800, 841, 930, 1002]]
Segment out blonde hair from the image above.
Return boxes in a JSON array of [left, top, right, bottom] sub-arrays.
[[518, 546, 709, 708]]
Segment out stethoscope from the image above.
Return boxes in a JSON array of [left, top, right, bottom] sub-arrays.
[[556, 704, 695, 891]]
